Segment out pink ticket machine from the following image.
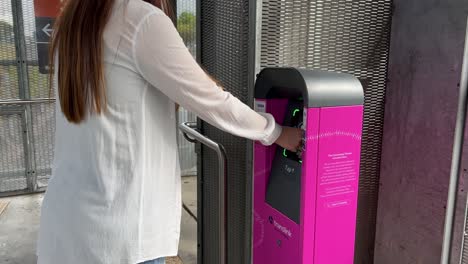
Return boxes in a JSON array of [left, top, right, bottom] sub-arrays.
[[253, 68, 364, 264]]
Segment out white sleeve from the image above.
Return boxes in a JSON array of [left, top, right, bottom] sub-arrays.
[[132, 11, 282, 145]]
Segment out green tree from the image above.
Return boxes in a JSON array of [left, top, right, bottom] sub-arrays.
[[0, 20, 14, 43], [177, 12, 196, 44]]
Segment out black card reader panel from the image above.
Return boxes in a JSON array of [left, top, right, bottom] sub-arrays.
[[265, 100, 303, 224]]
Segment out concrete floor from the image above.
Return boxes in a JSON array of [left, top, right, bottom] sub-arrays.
[[0, 176, 198, 264], [0, 194, 41, 264]]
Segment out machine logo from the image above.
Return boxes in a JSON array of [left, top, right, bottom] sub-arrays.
[[268, 216, 292, 239]]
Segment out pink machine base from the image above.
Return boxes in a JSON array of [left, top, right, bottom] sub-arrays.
[[253, 99, 363, 264]]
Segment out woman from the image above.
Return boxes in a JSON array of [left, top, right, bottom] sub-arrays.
[[36, 0, 302, 263]]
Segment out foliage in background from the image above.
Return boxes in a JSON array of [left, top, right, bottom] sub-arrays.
[[0, 19, 48, 99], [0, 20, 14, 43], [0, 20, 17, 99], [177, 12, 195, 45]]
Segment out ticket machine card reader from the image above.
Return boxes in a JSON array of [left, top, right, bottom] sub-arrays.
[[266, 100, 303, 223]]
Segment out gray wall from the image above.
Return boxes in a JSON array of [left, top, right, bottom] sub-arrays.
[[375, 1, 468, 263]]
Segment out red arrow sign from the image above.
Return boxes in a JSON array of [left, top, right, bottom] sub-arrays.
[[34, 0, 61, 18]]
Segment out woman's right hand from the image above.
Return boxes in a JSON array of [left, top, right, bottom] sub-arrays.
[[275, 126, 303, 152]]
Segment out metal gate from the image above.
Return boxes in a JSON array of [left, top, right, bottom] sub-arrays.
[[0, 0, 54, 196], [198, 0, 392, 263]]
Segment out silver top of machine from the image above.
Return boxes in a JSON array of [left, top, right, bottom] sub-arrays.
[[255, 68, 364, 107]]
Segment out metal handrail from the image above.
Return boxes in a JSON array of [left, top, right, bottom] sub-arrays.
[[0, 98, 55, 105], [179, 121, 227, 264], [441, 17, 468, 264]]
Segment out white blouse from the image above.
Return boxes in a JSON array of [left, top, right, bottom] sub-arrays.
[[36, 0, 281, 263]]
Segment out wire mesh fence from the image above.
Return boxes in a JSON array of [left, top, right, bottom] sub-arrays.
[[0, 0, 199, 195], [0, 1, 19, 100], [0, 111, 27, 193], [30, 102, 54, 188], [0, 1, 30, 195]]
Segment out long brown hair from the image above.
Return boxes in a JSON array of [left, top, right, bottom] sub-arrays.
[[50, 0, 175, 123]]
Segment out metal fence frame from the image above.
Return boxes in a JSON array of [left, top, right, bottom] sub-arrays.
[[0, 0, 44, 196], [0, 0, 199, 196]]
